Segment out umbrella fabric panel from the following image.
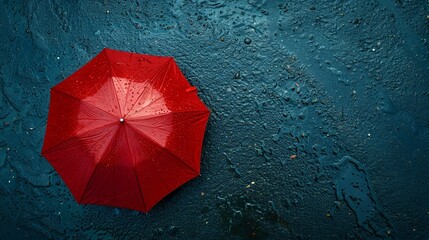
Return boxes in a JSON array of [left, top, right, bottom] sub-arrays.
[[128, 125, 201, 211], [42, 89, 117, 154], [128, 111, 210, 172], [79, 125, 147, 212], [105, 49, 173, 117], [79, 123, 200, 212], [42, 124, 118, 202], [105, 51, 209, 120], [142, 59, 209, 114], [53, 51, 121, 117]]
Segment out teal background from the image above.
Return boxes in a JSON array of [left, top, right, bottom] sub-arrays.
[[0, 1, 428, 239]]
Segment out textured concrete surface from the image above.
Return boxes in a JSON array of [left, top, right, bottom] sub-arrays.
[[0, 0, 428, 239]]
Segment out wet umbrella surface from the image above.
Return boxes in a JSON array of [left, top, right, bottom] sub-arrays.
[[42, 48, 210, 212], [0, 1, 428, 239]]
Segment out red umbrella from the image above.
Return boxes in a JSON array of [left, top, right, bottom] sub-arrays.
[[41, 48, 210, 212]]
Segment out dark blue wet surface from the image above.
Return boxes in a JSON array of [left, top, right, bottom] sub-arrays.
[[1, 1, 428, 239]]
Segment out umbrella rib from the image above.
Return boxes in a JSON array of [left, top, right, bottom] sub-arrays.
[[128, 112, 209, 134], [42, 121, 118, 155], [152, 58, 172, 101], [52, 88, 117, 120], [119, 52, 135, 117], [127, 124, 199, 175], [52, 117, 112, 121], [122, 126, 148, 212], [129, 110, 210, 121], [110, 75, 126, 117], [104, 51, 124, 117], [124, 58, 173, 117]]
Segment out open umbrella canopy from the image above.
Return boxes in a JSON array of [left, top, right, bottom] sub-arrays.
[[41, 48, 210, 212]]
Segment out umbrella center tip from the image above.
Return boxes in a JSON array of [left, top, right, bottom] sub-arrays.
[[119, 118, 125, 123]]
